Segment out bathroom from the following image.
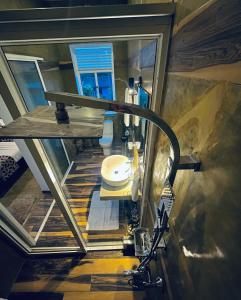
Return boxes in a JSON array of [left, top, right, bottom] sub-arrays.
[[0, 38, 157, 247], [0, 1, 240, 299]]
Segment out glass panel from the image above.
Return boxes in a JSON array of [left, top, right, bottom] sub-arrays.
[[8, 60, 48, 111], [139, 86, 149, 108], [36, 201, 78, 247], [2, 38, 158, 247], [42, 139, 69, 182], [97, 72, 113, 100], [0, 142, 53, 239], [80, 73, 97, 97], [8, 58, 69, 182], [57, 109, 149, 246]]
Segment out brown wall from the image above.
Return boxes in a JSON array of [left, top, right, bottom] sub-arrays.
[[0, 0, 41, 9], [140, 0, 241, 299]]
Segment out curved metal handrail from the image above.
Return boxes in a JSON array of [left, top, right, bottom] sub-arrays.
[[45, 92, 180, 185]]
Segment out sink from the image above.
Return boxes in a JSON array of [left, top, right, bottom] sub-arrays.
[[101, 155, 131, 187]]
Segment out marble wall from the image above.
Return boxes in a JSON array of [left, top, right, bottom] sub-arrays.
[[148, 0, 241, 299]]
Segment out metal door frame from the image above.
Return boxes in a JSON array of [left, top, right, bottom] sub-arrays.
[[0, 3, 175, 254]]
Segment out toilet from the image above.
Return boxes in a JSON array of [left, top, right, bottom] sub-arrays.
[[99, 120, 113, 156]]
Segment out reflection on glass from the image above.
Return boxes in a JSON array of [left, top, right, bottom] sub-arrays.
[[3, 38, 158, 246], [8, 60, 48, 111], [42, 139, 69, 182], [139, 86, 149, 108], [80, 73, 97, 97], [36, 201, 78, 247], [58, 109, 147, 245], [8, 57, 69, 182], [0, 149, 53, 238], [97, 72, 113, 100]]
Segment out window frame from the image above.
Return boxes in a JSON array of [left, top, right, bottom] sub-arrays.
[[69, 43, 116, 100]]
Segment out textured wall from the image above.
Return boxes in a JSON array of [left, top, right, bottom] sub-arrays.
[[149, 0, 241, 299], [0, 0, 41, 9], [162, 76, 241, 300]]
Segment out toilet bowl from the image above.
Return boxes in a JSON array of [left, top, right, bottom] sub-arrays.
[[99, 120, 113, 156]]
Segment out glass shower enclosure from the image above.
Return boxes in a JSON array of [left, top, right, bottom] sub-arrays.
[[0, 3, 176, 254]]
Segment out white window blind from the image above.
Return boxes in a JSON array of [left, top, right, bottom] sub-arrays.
[[73, 44, 113, 71]]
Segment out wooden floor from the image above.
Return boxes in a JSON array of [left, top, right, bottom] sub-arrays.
[[36, 147, 130, 247], [9, 253, 151, 300], [1, 146, 129, 247], [0, 168, 55, 239]]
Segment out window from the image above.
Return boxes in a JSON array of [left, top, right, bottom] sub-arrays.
[[70, 43, 116, 100]]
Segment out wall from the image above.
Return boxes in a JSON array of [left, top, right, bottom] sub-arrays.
[[145, 0, 241, 299], [0, 0, 41, 9]]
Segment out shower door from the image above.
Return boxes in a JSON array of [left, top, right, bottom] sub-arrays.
[[7, 55, 70, 182], [0, 3, 175, 254]]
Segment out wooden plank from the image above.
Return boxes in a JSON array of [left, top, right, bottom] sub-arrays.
[[100, 180, 141, 201], [169, 0, 241, 72], [13, 280, 90, 292], [84, 251, 124, 259], [63, 291, 146, 300], [68, 198, 91, 202], [9, 292, 64, 300], [91, 274, 132, 291], [69, 201, 91, 209], [72, 207, 89, 215], [36, 236, 78, 247], [9, 292, 146, 300], [16, 257, 139, 278], [33, 148, 128, 247]]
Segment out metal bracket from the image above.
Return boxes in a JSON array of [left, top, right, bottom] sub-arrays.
[[178, 154, 201, 172], [55, 102, 69, 124]]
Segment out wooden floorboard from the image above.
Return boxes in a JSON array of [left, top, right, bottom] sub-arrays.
[[12, 257, 140, 292], [91, 274, 133, 291], [36, 147, 129, 247], [63, 291, 146, 300], [9, 292, 64, 300], [10, 241, 147, 299], [64, 148, 128, 244], [36, 205, 78, 247]]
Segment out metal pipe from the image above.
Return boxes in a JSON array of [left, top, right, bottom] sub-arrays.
[[45, 91, 180, 186]]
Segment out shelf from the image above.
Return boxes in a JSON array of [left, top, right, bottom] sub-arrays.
[[100, 179, 141, 201], [0, 106, 104, 139]]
